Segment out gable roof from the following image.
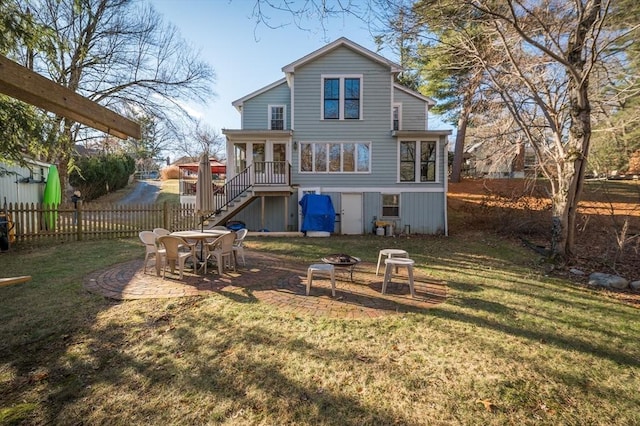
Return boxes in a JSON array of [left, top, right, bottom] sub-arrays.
[[394, 83, 436, 106], [231, 38, 406, 112], [282, 37, 403, 74], [231, 78, 288, 112]]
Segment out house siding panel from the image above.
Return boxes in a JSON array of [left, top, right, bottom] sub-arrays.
[[394, 87, 427, 131], [231, 194, 299, 232], [242, 82, 291, 130], [0, 162, 49, 206], [291, 46, 396, 188]]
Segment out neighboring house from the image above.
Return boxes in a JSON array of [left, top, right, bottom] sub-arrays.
[[464, 141, 537, 179], [0, 157, 52, 207], [217, 37, 452, 235]]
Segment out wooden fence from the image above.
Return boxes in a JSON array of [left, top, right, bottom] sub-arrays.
[[4, 201, 200, 244]]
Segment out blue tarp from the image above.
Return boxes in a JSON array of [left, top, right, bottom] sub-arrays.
[[299, 194, 335, 233]]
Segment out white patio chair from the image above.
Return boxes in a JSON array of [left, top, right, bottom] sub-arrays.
[[232, 228, 248, 266], [156, 235, 197, 280], [203, 231, 237, 275], [153, 227, 171, 237], [139, 231, 165, 274]]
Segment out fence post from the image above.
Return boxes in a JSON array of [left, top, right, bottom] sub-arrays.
[[163, 202, 169, 230], [76, 201, 83, 241]]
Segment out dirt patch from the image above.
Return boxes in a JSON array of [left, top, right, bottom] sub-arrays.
[[448, 178, 640, 302]]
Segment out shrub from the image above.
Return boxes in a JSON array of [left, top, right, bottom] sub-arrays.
[[161, 165, 180, 180], [69, 153, 135, 201]]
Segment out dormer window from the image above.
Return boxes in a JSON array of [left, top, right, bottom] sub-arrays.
[[269, 105, 285, 130], [321, 75, 362, 120]]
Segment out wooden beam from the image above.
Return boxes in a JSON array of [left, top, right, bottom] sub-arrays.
[[0, 55, 141, 139], [0, 275, 32, 287]]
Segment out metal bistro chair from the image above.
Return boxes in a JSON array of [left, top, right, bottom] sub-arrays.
[[139, 231, 166, 274], [203, 231, 237, 275], [156, 235, 197, 280]]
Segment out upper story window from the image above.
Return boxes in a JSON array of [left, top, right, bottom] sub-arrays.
[[300, 142, 370, 173], [321, 75, 362, 120], [269, 105, 285, 130], [392, 103, 401, 131], [400, 140, 437, 182]]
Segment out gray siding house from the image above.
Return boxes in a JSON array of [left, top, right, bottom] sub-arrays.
[[219, 37, 451, 235]]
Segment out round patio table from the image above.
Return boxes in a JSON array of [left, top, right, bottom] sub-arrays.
[[321, 253, 361, 282]]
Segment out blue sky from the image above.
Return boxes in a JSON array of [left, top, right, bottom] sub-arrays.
[[150, 0, 452, 135]]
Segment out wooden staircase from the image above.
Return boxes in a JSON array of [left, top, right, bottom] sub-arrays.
[[201, 162, 293, 228]]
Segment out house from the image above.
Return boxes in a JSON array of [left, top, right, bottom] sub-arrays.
[[216, 37, 451, 235], [0, 157, 52, 207], [464, 141, 538, 179], [178, 159, 226, 200]]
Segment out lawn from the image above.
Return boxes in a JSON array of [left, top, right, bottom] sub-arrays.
[[0, 179, 639, 425]]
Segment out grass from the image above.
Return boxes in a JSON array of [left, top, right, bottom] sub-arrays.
[[1, 232, 639, 425], [1, 178, 638, 424], [156, 179, 180, 205]]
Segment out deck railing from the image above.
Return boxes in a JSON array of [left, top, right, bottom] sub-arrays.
[[208, 161, 291, 218]]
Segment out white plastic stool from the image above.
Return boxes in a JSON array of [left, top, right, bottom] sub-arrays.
[[382, 258, 416, 297], [376, 249, 409, 275], [306, 264, 336, 297]]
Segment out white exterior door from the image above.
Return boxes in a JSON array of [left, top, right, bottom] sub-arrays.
[[341, 193, 363, 235]]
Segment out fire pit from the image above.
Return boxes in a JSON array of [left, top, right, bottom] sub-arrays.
[[321, 253, 360, 282]]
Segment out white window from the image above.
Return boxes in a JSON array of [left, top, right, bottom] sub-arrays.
[[321, 75, 363, 120], [300, 142, 371, 173], [399, 140, 437, 182], [269, 105, 285, 130], [382, 194, 400, 217], [393, 103, 401, 131]]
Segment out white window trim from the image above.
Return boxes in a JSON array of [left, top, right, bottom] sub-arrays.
[[268, 104, 286, 130], [397, 139, 440, 183], [393, 102, 402, 131], [299, 141, 372, 173], [381, 193, 400, 218], [320, 74, 363, 120]]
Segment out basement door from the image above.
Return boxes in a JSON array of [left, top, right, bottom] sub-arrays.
[[340, 193, 363, 235]]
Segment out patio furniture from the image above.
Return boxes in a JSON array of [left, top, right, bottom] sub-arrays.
[[153, 227, 171, 237], [233, 228, 249, 266], [306, 264, 335, 297], [382, 257, 416, 297], [321, 253, 360, 282], [203, 231, 237, 275], [376, 249, 409, 276], [139, 231, 166, 274], [157, 235, 197, 280]]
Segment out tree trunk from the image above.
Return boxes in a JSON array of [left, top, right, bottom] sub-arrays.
[[450, 81, 477, 182], [450, 107, 469, 183], [549, 0, 600, 258]]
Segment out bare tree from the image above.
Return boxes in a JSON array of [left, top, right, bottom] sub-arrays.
[[185, 121, 226, 161], [8, 0, 215, 190]]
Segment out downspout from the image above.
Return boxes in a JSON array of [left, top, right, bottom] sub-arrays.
[[444, 138, 449, 236]]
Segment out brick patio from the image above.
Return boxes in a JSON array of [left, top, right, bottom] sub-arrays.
[[84, 251, 447, 318]]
